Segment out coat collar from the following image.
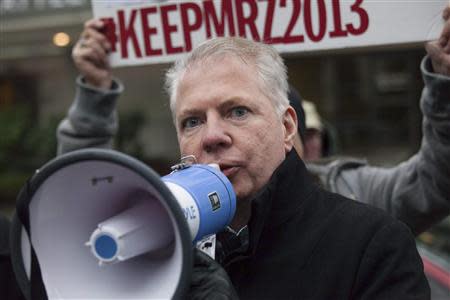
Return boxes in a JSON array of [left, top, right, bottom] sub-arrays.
[[247, 149, 316, 255]]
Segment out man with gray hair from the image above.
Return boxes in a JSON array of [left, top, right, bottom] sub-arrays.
[[59, 10, 450, 239], [57, 20, 430, 297]]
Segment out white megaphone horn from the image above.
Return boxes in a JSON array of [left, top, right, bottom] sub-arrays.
[[9, 149, 236, 300]]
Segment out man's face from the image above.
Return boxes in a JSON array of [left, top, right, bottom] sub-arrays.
[[174, 55, 295, 202], [303, 129, 323, 161]]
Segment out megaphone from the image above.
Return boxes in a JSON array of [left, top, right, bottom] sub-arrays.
[[9, 149, 236, 299]]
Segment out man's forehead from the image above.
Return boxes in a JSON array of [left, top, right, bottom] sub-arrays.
[[183, 54, 253, 79], [176, 57, 257, 97], [173, 54, 278, 118]]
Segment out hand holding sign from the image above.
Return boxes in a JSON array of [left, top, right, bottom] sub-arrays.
[[72, 19, 113, 89], [426, 5, 450, 76]]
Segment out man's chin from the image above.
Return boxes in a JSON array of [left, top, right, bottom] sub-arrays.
[[234, 187, 254, 204]]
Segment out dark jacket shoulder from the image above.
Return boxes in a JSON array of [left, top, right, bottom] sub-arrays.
[[227, 150, 429, 300]]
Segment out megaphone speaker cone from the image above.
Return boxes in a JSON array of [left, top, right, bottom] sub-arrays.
[[11, 149, 194, 299]]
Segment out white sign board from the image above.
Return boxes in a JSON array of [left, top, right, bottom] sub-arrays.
[[91, 0, 449, 67]]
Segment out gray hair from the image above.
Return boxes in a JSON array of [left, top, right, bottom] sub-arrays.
[[165, 37, 289, 120]]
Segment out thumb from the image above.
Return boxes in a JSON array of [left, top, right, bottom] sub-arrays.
[[425, 40, 450, 75], [425, 41, 443, 64]]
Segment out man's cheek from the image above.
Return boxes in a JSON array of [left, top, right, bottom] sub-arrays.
[[179, 141, 194, 156]]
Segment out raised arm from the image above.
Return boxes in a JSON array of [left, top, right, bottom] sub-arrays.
[[57, 19, 123, 155], [338, 6, 450, 235]]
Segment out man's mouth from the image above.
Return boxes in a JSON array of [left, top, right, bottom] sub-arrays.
[[220, 165, 239, 178]]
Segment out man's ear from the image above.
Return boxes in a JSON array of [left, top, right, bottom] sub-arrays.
[[282, 106, 298, 153]]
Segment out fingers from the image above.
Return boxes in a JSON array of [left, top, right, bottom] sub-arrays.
[[426, 41, 443, 65], [427, 5, 450, 68], [80, 26, 112, 52], [443, 5, 450, 21], [425, 41, 450, 75], [441, 4, 450, 46], [73, 19, 111, 61], [74, 52, 112, 89], [84, 19, 104, 31], [426, 4, 450, 76], [78, 19, 111, 53], [72, 19, 113, 89], [72, 40, 108, 72], [439, 9, 450, 50]]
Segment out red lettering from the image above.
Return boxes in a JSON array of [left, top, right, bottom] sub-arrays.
[[160, 4, 183, 55], [346, 0, 369, 35], [140, 7, 162, 56], [263, 0, 284, 44], [304, 0, 327, 42], [235, 0, 260, 41], [180, 2, 203, 52], [203, 0, 236, 38], [282, 0, 304, 44], [100, 18, 118, 52], [329, 0, 348, 38], [118, 10, 142, 58]]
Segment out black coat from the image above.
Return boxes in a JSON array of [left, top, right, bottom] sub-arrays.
[[222, 151, 430, 299], [0, 214, 25, 300]]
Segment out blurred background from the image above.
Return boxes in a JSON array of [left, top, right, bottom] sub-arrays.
[[0, 1, 448, 297]]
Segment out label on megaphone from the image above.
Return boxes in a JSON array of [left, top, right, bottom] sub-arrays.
[[196, 234, 216, 259]]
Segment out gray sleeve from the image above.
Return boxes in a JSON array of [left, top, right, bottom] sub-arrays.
[[57, 76, 124, 155], [338, 56, 450, 235]]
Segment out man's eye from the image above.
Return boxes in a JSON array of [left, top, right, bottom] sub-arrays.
[[230, 107, 248, 119], [182, 117, 201, 129]]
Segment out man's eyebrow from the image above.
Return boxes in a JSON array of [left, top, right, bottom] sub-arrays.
[[178, 108, 203, 120], [177, 97, 250, 120], [218, 98, 246, 110]]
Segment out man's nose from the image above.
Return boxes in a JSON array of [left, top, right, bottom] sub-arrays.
[[201, 117, 232, 153]]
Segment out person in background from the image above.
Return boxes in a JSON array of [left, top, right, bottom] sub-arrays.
[[301, 100, 326, 161]]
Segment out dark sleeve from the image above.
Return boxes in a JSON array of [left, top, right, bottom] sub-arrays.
[[188, 249, 239, 300], [351, 220, 430, 300], [0, 215, 26, 300]]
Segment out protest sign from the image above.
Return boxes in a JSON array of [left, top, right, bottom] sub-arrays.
[[91, 0, 449, 67]]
